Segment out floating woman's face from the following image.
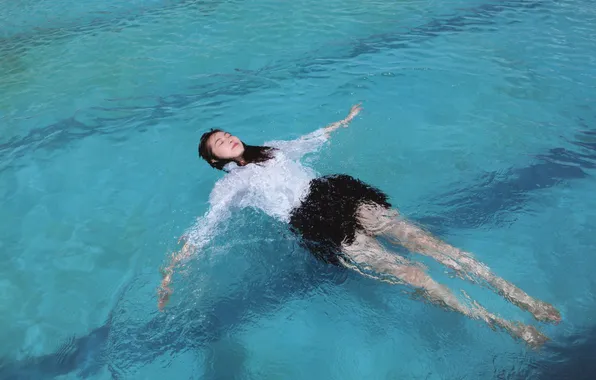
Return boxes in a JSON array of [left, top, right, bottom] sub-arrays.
[[206, 131, 245, 161]]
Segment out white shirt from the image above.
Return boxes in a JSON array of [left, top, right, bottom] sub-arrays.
[[184, 128, 329, 250]]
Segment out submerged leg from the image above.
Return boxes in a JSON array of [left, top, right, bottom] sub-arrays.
[[356, 204, 561, 324], [340, 233, 548, 348]]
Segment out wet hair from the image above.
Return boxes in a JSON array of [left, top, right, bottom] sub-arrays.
[[198, 129, 277, 171]]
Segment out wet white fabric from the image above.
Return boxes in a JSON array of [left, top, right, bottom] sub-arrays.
[[184, 128, 329, 251]]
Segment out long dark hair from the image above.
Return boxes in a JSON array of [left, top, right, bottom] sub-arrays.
[[198, 129, 277, 171]]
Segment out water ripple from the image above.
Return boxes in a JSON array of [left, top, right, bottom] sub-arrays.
[[0, 0, 556, 167]]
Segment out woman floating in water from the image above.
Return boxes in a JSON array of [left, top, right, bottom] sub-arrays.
[[158, 104, 561, 347]]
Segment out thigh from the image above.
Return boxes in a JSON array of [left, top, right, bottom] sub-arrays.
[[356, 203, 439, 253], [340, 232, 425, 283], [356, 202, 401, 236]]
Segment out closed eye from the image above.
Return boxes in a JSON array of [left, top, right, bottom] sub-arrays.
[[215, 133, 230, 146]]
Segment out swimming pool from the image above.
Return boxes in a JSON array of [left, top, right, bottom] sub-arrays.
[[1, 0, 595, 378]]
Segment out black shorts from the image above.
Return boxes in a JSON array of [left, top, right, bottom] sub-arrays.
[[288, 174, 392, 266]]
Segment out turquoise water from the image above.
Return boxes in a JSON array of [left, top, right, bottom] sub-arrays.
[[1, 0, 596, 378]]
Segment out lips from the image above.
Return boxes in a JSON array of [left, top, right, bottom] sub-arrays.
[[232, 142, 239, 149]]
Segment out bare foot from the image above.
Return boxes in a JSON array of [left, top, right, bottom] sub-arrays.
[[496, 284, 562, 324], [469, 299, 549, 349]]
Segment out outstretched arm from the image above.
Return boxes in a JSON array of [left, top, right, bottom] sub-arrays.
[[265, 103, 363, 159], [322, 103, 362, 137], [157, 238, 196, 310], [157, 177, 242, 311]]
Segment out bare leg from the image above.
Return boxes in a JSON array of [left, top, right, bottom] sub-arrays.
[[356, 204, 561, 324], [340, 233, 548, 348]]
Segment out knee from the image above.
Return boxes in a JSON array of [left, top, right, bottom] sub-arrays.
[[400, 266, 427, 286]]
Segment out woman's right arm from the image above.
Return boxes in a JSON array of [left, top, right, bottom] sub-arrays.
[[157, 239, 196, 311], [157, 177, 241, 311]]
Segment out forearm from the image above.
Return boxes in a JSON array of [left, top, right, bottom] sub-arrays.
[[323, 119, 347, 135], [323, 114, 355, 135], [158, 241, 195, 311], [165, 241, 196, 271], [323, 103, 361, 136]]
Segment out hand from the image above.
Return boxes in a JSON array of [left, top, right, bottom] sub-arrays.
[[343, 103, 362, 124], [157, 265, 174, 311], [158, 283, 172, 311]]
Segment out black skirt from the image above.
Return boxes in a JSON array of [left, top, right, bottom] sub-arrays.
[[288, 174, 392, 266]]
